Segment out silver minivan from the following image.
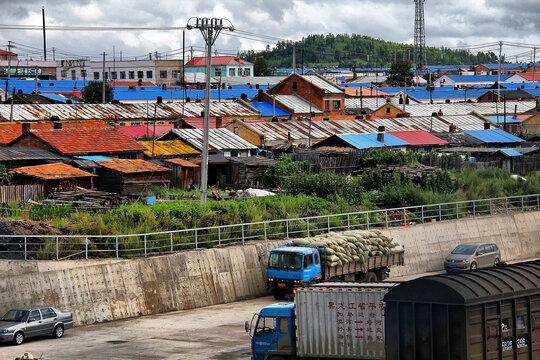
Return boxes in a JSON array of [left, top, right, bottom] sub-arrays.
[[444, 242, 501, 271]]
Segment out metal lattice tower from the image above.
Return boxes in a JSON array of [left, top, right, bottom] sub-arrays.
[[414, 0, 426, 70]]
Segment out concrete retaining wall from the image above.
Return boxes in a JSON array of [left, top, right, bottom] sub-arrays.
[[0, 212, 538, 326]]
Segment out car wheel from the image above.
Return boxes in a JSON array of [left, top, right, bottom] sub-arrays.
[[13, 331, 24, 345], [470, 261, 478, 270], [53, 324, 64, 339], [494, 258, 500, 266]]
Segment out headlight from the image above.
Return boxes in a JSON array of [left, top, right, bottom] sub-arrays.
[[267, 278, 273, 282], [0, 329, 9, 333], [461, 259, 470, 263]]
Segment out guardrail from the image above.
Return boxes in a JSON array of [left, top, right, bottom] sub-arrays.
[[1, 194, 539, 261]]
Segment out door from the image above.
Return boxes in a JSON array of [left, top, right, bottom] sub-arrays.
[[475, 245, 489, 268], [485, 318, 500, 360], [25, 310, 47, 337], [253, 316, 278, 359], [40, 308, 58, 334]]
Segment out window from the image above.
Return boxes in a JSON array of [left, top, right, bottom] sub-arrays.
[[303, 254, 313, 269], [28, 310, 41, 322], [61, 70, 67, 78], [386, 107, 391, 114], [120, 71, 126, 79], [129, 71, 135, 79], [230, 151, 239, 157], [70, 70, 76, 80], [233, 127, 239, 135], [41, 308, 57, 319], [94, 72, 100, 80], [314, 253, 320, 265], [244, 68, 251, 76], [81, 69, 87, 79], [511, 125, 517, 133], [160, 70, 168, 79], [229, 68, 236, 77], [104, 72, 109, 80], [255, 316, 276, 337], [146, 70, 153, 79], [137, 71, 144, 79], [215, 68, 222, 76], [119, 153, 137, 159], [172, 70, 181, 79], [325, 100, 330, 111], [292, 81, 298, 91], [279, 318, 289, 334], [111, 72, 117, 80], [332, 100, 341, 110]]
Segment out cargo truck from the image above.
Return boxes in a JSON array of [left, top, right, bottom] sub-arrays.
[[246, 282, 394, 360], [267, 244, 404, 299]]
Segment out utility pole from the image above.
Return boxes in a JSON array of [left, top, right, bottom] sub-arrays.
[[102, 52, 106, 104], [533, 48, 536, 83], [292, 45, 296, 73], [52, 47, 55, 61], [497, 41, 502, 125], [42, 7, 47, 61], [187, 17, 234, 205], [7, 41, 12, 79]]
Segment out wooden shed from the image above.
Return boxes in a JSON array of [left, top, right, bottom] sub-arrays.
[[226, 156, 276, 188], [95, 159, 171, 195], [164, 158, 200, 189]]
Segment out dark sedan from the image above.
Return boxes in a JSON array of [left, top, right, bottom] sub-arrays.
[[0, 306, 73, 345]]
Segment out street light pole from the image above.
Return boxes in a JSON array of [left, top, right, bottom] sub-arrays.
[[187, 17, 234, 205]]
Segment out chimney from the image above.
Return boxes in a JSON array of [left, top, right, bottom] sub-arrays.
[[484, 122, 490, 130], [216, 116, 223, 128], [157, 96, 163, 104], [287, 131, 291, 143], [138, 79, 142, 86], [21, 123, 31, 134], [449, 124, 457, 133], [366, 114, 372, 120], [378, 125, 385, 132], [195, 98, 202, 103], [438, 110, 444, 116], [240, 93, 248, 102], [399, 96, 403, 104], [53, 122, 62, 129], [386, 97, 391, 104], [377, 131, 385, 143], [257, 89, 264, 102]]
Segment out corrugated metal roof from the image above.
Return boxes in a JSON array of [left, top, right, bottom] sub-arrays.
[[302, 75, 345, 94], [0, 147, 66, 162], [274, 95, 323, 114], [165, 158, 199, 167], [156, 128, 257, 151], [378, 101, 537, 117], [314, 133, 409, 150], [185, 56, 253, 67], [500, 149, 523, 157], [463, 129, 525, 143], [0, 102, 260, 122], [96, 159, 171, 174], [11, 162, 95, 180], [138, 140, 200, 157], [249, 102, 290, 116], [387, 130, 448, 146], [119, 124, 174, 138]]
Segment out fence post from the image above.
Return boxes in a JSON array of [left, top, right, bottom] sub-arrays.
[[506, 197, 509, 215], [170, 233, 173, 253], [286, 220, 289, 239], [473, 200, 476, 218], [385, 210, 388, 228], [242, 224, 245, 245], [490, 199, 493, 216], [347, 213, 351, 230], [116, 236, 119, 259], [367, 212, 370, 230], [264, 222, 267, 241], [307, 218, 310, 238], [537, 194, 539, 211], [327, 215, 330, 232], [195, 229, 198, 249], [218, 227, 221, 246], [24, 237, 27, 261], [144, 235, 147, 256], [85, 237, 88, 260], [403, 209, 406, 226], [456, 203, 459, 219], [439, 204, 442, 221], [521, 196, 524, 212], [56, 237, 59, 261], [421, 206, 424, 224]]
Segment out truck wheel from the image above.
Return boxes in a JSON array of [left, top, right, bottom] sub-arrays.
[[365, 272, 378, 282], [272, 288, 286, 300]]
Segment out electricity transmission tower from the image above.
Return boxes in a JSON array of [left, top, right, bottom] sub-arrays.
[[413, 0, 426, 70], [186, 17, 234, 205]]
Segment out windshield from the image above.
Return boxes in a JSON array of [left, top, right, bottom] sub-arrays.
[[451, 244, 478, 255], [1, 309, 28, 322], [268, 252, 302, 270]]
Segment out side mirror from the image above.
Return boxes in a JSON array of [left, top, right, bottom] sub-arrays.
[[244, 320, 250, 333], [477, 251, 484, 256]]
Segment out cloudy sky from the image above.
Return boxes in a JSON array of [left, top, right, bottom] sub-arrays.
[[1, 0, 539, 63]]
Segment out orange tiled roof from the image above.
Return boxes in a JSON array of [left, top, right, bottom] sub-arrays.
[[165, 158, 199, 167], [28, 128, 146, 155], [11, 162, 95, 180], [96, 159, 171, 174], [0, 121, 110, 146]]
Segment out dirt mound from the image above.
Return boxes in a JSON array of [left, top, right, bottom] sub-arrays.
[[0, 219, 63, 259]]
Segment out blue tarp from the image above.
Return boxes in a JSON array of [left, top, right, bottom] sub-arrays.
[[463, 129, 524, 144]]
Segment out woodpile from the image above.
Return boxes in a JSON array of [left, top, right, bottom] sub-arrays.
[[39, 187, 118, 212]]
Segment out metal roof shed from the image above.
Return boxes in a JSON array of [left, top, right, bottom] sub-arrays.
[[463, 128, 525, 144], [313, 133, 409, 150], [384, 260, 540, 360]]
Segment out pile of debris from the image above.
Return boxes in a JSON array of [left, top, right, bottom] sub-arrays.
[[38, 187, 118, 212]]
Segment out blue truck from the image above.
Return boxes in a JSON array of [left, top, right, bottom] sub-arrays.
[[266, 245, 404, 300], [246, 283, 394, 360]]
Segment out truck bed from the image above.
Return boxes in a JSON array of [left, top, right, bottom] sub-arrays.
[[324, 251, 404, 279]]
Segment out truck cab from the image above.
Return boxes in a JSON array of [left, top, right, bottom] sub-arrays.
[[246, 303, 295, 360], [266, 247, 322, 299]]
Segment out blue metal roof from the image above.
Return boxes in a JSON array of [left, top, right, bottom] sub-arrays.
[[111, 89, 259, 100], [480, 63, 530, 70], [249, 102, 290, 116], [328, 133, 409, 150], [39, 93, 79, 103], [486, 116, 523, 125], [74, 155, 115, 161], [445, 75, 512, 83], [260, 303, 294, 317], [463, 129, 524, 143], [499, 149, 523, 157]]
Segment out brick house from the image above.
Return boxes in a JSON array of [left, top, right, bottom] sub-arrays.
[[8, 127, 146, 159], [266, 73, 346, 117]]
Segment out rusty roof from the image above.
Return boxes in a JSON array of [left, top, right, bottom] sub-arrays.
[[18, 128, 146, 155], [11, 162, 95, 180], [96, 159, 171, 174], [0, 102, 259, 122], [165, 158, 199, 167], [138, 140, 200, 157]]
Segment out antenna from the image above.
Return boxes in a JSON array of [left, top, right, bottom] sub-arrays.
[[414, 0, 426, 70]]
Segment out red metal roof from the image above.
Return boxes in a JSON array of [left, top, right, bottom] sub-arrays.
[[11, 162, 95, 180], [0, 49, 16, 56], [387, 130, 448, 146], [119, 124, 174, 138], [185, 56, 253, 67], [182, 117, 230, 129], [165, 158, 199, 168], [25, 128, 146, 155], [0, 121, 110, 146], [516, 73, 540, 81], [96, 159, 171, 174]]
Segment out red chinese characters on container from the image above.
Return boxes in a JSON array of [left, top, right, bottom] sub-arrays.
[[329, 301, 385, 346]]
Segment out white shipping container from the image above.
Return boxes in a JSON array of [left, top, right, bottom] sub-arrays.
[[295, 282, 396, 359]]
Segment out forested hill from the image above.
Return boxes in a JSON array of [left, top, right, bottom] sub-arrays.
[[240, 34, 498, 69]]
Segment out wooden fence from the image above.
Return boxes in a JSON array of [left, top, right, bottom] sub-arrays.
[[0, 184, 44, 203]]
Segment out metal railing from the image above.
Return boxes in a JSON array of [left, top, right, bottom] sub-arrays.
[[1, 194, 539, 261]]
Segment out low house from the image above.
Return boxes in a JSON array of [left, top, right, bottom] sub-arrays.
[[164, 158, 199, 189], [225, 156, 276, 188], [386, 130, 448, 152], [10, 162, 95, 194], [521, 113, 540, 136], [0, 147, 66, 169], [434, 75, 512, 88], [138, 140, 200, 159], [95, 159, 171, 195], [476, 89, 535, 103], [8, 127, 147, 159], [312, 132, 409, 152], [462, 129, 525, 148], [184, 56, 254, 78], [224, 119, 266, 147], [371, 99, 410, 118]]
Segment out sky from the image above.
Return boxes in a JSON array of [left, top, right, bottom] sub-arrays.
[[0, 0, 539, 63]]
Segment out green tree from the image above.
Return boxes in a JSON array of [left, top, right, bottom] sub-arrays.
[[253, 56, 271, 76], [81, 81, 114, 103], [387, 60, 414, 86]]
